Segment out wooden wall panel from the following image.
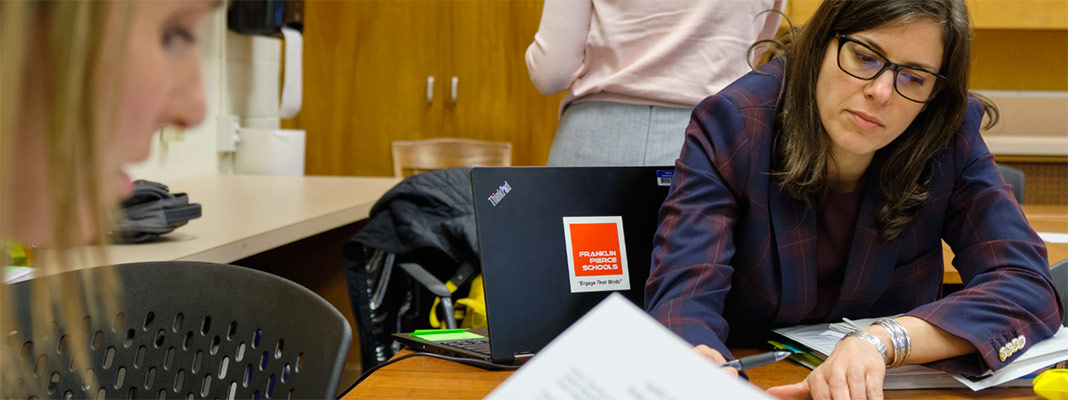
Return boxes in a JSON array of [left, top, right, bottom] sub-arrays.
[[288, 1, 445, 176], [782, 1, 1068, 91], [285, 0, 565, 177], [445, 1, 565, 167], [971, 30, 1068, 91]]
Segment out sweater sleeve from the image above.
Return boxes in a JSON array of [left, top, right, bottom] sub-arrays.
[[524, 0, 592, 95]]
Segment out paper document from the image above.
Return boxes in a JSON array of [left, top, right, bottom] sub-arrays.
[[1037, 232, 1068, 243], [486, 293, 773, 400], [2, 266, 33, 284], [773, 317, 1068, 391]]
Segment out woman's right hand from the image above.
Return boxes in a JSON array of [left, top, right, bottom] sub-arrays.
[[694, 344, 739, 378]]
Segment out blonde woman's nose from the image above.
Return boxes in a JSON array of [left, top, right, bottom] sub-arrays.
[[166, 65, 207, 128]]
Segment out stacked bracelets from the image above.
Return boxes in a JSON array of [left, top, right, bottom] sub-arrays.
[[837, 318, 913, 368], [875, 318, 912, 368], [841, 330, 887, 363]]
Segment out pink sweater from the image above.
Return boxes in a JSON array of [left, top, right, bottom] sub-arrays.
[[526, 0, 784, 112]]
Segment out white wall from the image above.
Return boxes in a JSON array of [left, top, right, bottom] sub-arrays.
[[128, 9, 283, 182], [979, 90, 1068, 156]]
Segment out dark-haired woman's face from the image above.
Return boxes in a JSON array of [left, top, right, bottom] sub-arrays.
[[815, 19, 944, 165]]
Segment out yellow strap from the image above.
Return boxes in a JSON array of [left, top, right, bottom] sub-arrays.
[[428, 280, 460, 328]]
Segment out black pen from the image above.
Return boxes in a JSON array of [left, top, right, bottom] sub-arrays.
[[720, 350, 793, 371]]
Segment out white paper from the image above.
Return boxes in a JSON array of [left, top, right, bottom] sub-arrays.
[[773, 317, 1068, 391], [486, 293, 773, 400], [2, 266, 34, 284], [1037, 232, 1068, 243], [279, 26, 303, 118]]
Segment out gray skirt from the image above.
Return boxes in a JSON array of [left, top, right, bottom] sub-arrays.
[[546, 101, 691, 166]]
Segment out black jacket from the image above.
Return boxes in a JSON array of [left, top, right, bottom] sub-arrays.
[[342, 167, 478, 372]]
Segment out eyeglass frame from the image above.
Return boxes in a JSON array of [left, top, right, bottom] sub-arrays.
[[834, 32, 947, 104]]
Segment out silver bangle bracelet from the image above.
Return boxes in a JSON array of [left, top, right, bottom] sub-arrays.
[[875, 319, 911, 368], [840, 330, 888, 364]]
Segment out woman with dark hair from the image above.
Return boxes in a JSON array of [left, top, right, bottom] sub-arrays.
[[645, 0, 1063, 398]]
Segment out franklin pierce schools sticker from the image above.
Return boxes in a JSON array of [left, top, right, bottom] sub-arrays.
[[562, 216, 630, 293]]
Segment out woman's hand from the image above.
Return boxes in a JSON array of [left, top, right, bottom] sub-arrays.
[[767, 334, 887, 400], [693, 344, 740, 378]]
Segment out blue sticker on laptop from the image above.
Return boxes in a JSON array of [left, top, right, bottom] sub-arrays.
[[656, 170, 674, 187]]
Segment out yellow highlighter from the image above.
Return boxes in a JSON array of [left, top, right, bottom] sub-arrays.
[[1034, 369, 1068, 400]]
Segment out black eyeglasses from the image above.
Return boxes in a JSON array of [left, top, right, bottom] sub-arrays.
[[835, 33, 946, 103]]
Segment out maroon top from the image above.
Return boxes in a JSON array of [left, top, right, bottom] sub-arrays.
[[804, 187, 865, 322]]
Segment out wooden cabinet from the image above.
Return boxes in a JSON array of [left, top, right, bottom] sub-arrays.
[[288, 0, 565, 176]]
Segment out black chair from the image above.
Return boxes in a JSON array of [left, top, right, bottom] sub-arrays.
[[1, 261, 351, 399], [1051, 259, 1068, 327], [997, 163, 1025, 204]]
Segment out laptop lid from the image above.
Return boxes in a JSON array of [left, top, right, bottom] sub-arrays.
[[471, 166, 674, 364]]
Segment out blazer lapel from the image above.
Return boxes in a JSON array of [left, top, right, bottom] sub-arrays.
[[769, 183, 819, 325]]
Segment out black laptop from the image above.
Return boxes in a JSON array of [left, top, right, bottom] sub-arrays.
[[393, 166, 674, 365]]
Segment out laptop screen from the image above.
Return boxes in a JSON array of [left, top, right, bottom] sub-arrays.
[[471, 166, 673, 363]]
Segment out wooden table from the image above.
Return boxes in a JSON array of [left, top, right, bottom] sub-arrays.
[[943, 204, 1068, 284], [342, 349, 1036, 399]]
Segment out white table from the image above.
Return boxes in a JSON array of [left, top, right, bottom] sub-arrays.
[[106, 174, 400, 265]]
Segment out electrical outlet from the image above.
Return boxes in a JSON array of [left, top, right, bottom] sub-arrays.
[[161, 125, 185, 143], [216, 115, 240, 152]]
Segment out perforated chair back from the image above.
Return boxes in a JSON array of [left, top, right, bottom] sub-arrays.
[[2, 261, 351, 400]]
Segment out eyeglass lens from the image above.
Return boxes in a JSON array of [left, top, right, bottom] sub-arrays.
[[838, 39, 938, 102]]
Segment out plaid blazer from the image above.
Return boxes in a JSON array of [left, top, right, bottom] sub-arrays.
[[645, 59, 1063, 375]]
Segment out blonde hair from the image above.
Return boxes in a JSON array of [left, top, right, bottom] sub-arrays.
[[1, 1, 127, 394]]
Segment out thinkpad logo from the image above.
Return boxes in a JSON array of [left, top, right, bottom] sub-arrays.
[[487, 181, 512, 206]]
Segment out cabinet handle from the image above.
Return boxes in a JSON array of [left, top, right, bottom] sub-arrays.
[[451, 76, 459, 105], [427, 76, 435, 105]]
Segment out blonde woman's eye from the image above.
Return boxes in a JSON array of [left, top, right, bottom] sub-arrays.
[[162, 25, 195, 49]]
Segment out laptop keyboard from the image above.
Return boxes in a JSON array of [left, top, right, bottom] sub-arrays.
[[443, 338, 491, 356]]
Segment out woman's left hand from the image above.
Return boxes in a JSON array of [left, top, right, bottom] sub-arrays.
[[766, 334, 887, 400]]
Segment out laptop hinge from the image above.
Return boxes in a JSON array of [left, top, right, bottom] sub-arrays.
[[512, 352, 534, 365]]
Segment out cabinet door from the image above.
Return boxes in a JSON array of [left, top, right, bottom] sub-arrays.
[[295, 0, 445, 176], [444, 0, 566, 166]]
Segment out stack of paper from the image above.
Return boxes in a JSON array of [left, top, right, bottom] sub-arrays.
[[2, 265, 34, 284], [773, 317, 1068, 390], [487, 293, 774, 399]]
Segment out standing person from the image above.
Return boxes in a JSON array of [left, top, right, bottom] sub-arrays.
[[526, 0, 785, 166], [0, 1, 217, 393], [644, 0, 1063, 399]]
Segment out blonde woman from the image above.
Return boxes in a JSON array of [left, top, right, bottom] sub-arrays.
[[1, 0, 218, 394]]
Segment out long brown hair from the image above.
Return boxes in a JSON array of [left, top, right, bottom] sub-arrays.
[[1, 1, 127, 393], [759, 0, 997, 242]]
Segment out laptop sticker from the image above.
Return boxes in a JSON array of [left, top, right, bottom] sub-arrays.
[[656, 170, 674, 186], [562, 216, 631, 293], [488, 181, 512, 206]]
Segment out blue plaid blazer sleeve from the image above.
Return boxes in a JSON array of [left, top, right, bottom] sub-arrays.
[[904, 101, 1063, 375], [644, 78, 778, 361]]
